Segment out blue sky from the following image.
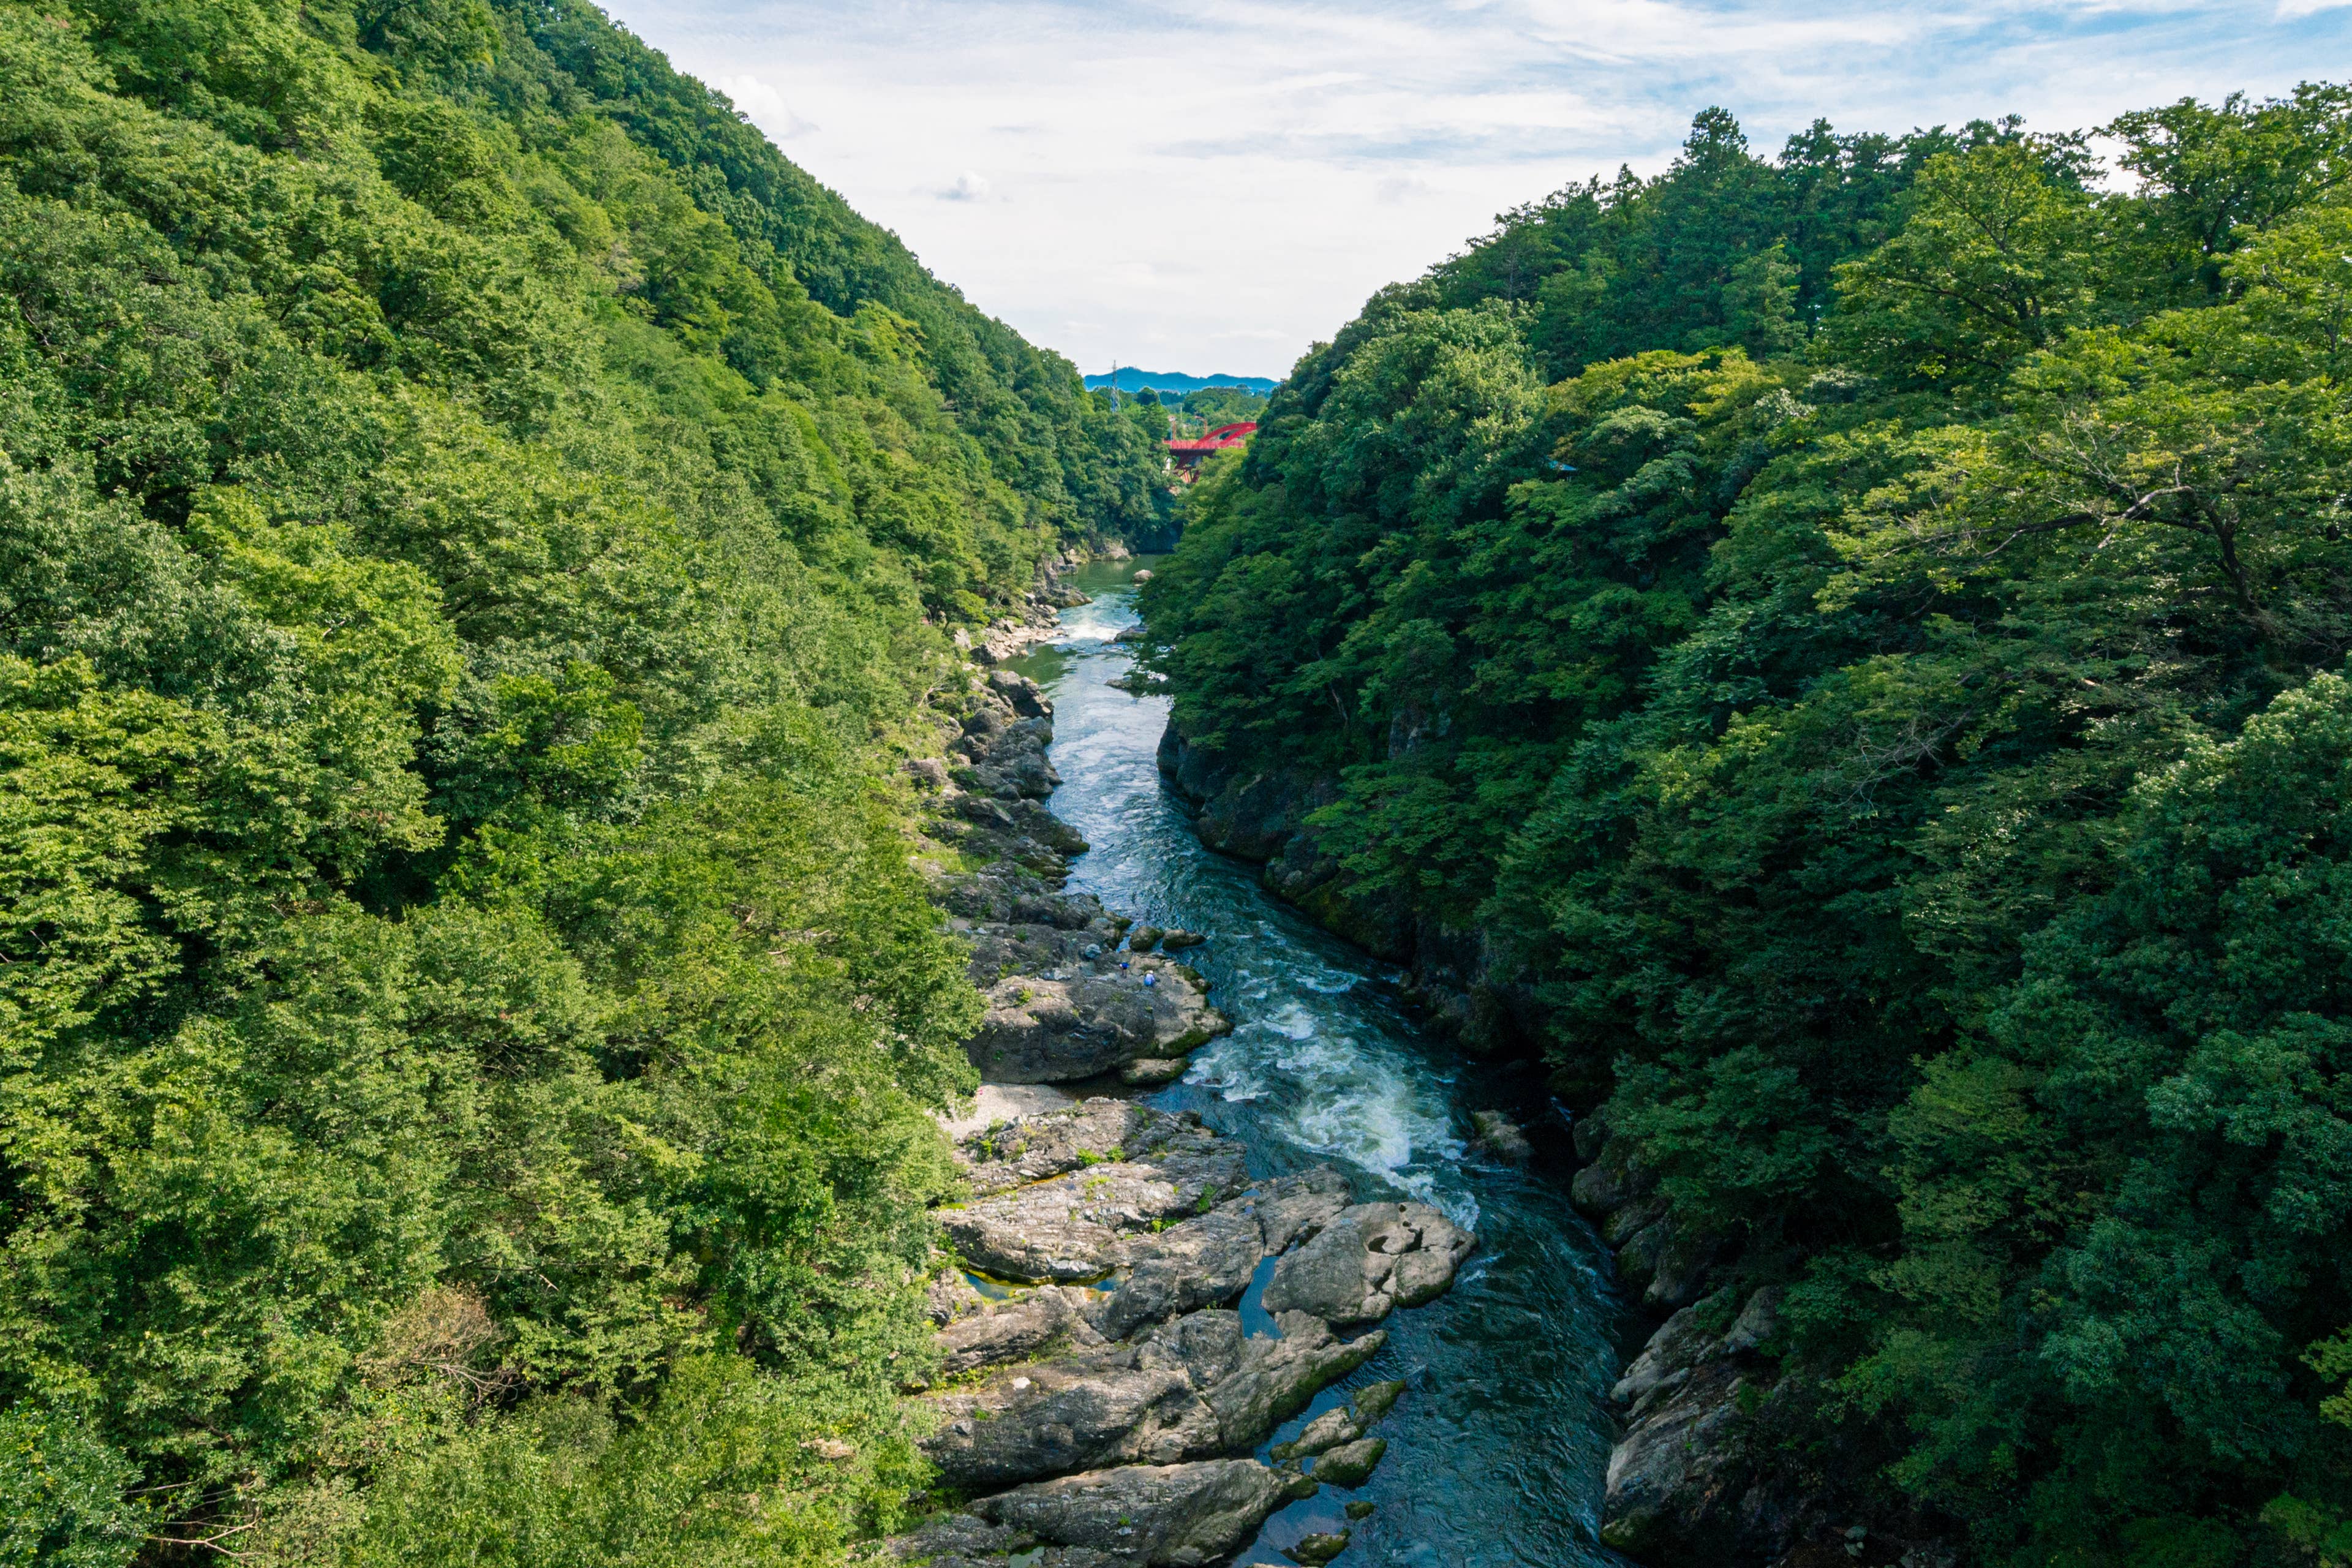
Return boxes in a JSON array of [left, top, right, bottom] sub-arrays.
[[606, 0, 2352, 380]]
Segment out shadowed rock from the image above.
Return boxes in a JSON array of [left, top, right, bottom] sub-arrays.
[[1469, 1109, 1532, 1164], [1599, 1286, 1796, 1558]]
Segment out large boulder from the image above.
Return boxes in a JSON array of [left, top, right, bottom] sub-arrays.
[[1189, 1313, 1384, 1452], [939, 1109, 1253, 1285], [1599, 1286, 1806, 1560], [1258, 1202, 1474, 1325], [926, 1354, 1205, 1491], [967, 960, 1230, 1083], [1088, 1166, 1355, 1340], [989, 669, 1052, 717], [1090, 1204, 1266, 1340], [924, 1310, 1382, 1491], [941, 1156, 1250, 1284], [974, 1460, 1290, 1568], [1238, 1167, 1354, 1254], [1600, 1359, 1757, 1556]]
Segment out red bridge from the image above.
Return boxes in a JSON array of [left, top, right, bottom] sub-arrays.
[[1166, 421, 1257, 478]]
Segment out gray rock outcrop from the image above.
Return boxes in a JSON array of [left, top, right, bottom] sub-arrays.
[[1258, 1202, 1475, 1326], [908, 1110, 1465, 1561], [922, 1305, 1386, 1491], [969, 960, 1229, 1082], [938, 1103, 1251, 1284], [974, 1460, 1292, 1568], [926, 673, 1229, 1085]]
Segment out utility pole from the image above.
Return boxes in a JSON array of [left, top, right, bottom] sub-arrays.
[[1109, 361, 1120, 412]]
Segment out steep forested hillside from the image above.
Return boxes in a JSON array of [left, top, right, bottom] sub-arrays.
[[1142, 91, 2352, 1562], [0, 1, 1164, 1562]]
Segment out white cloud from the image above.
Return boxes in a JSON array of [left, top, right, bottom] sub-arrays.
[[710, 73, 817, 138], [1374, 173, 1437, 204], [612, 0, 2352, 380]]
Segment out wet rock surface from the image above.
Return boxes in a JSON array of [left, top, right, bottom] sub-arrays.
[[892, 565, 1477, 1568]]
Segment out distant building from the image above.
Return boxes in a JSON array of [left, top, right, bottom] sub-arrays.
[[1166, 421, 1256, 481]]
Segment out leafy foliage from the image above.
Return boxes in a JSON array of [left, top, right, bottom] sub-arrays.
[[0, 0, 1159, 1561], [1142, 94, 2352, 1560]]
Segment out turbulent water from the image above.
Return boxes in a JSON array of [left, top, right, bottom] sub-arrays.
[[1008, 559, 1630, 1568]]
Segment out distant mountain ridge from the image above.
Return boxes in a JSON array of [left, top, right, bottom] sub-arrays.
[[1085, 367, 1279, 394]]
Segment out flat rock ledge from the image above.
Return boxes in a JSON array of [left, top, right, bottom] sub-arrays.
[[896, 594, 1476, 1568]]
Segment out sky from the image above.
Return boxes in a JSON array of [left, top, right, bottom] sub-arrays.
[[606, 0, 2352, 382]]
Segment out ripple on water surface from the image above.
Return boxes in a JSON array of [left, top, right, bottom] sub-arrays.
[[1005, 562, 1630, 1568]]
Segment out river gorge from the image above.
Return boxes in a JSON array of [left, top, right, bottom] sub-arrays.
[[988, 560, 1630, 1568]]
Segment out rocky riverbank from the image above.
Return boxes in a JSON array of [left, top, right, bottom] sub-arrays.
[[888, 582, 1477, 1568]]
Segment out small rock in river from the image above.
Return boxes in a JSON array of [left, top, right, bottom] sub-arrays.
[[1470, 1110, 1533, 1164], [1285, 1531, 1348, 1566], [1310, 1438, 1386, 1488], [1345, 1500, 1376, 1521], [1120, 1057, 1189, 1087], [1161, 929, 1205, 949], [1273, 1403, 1362, 1461], [1351, 1379, 1407, 1425]]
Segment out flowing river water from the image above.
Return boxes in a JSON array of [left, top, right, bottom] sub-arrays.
[[1006, 558, 1630, 1568]]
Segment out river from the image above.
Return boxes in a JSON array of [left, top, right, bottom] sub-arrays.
[[1008, 558, 1630, 1568]]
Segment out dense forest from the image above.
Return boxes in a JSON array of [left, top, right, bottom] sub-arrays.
[[0, 0, 1169, 1561], [1140, 91, 2352, 1563]]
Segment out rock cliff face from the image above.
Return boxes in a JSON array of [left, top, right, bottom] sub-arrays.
[[890, 579, 1476, 1568], [1562, 1115, 1961, 1567]]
